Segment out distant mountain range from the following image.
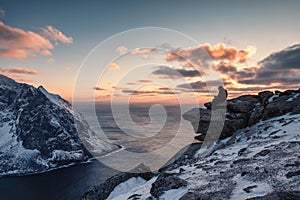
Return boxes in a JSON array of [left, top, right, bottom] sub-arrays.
[[0, 74, 120, 176]]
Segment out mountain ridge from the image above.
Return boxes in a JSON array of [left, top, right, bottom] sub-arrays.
[[0, 74, 120, 176]]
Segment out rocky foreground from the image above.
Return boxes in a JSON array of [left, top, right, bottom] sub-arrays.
[[81, 89, 300, 200], [0, 74, 120, 176]]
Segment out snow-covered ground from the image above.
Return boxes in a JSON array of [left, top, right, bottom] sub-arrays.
[[103, 113, 300, 199]]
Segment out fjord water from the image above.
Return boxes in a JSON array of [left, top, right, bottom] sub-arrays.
[[0, 103, 194, 200]]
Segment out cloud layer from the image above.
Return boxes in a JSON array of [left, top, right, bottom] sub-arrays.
[[0, 21, 72, 59], [41, 26, 73, 44], [108, 63, 120, 70], [233, 44, 300, 87], [152, 66, 201, 79], [0, 67, 41, 83]]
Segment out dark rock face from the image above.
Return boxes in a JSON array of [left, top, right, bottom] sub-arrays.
[[0, 74, 119, 176], [247, 191, 300, 200], [150, 173, 188, 198], [183, 89, 300, 142], [81, 172, 154, 200]]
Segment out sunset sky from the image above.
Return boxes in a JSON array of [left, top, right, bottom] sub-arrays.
[[1, 0, 300, 104]]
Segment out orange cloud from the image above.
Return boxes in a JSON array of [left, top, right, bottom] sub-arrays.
[[167, 43, 256, 69], [130, 48, 155, 55], [1, 67, 41, 75], [116, 45, 128, 54], [93, 87, 106, 91], [48, 58, 55, 62], [108, 62, 120, 70], [41, 25, 73, 44], [0, 21, 53, 59], [202, 43, 256, 63], [0, 21, 73, 59], [0, 67, 41, 83], [138, 80, 153, 83]]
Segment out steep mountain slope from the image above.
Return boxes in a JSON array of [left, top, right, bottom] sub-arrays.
[[81, 90, 300, 200], [0, 74, 120, 176]]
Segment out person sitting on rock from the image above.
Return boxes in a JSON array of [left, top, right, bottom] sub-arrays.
[[212, 86, 228, 105]]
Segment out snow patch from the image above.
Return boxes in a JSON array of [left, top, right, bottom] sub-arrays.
[[160, 187, 188, 200], [231, 175, 272, 200], [107, 177, 147, 200], [107, 176, 158, 200]]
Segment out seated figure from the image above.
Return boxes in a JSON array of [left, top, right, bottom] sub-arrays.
[[212, 86, 228, 105]]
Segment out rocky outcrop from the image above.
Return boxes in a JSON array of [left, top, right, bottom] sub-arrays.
[[183, 89, 300, 141], [150, 173, 188, 198], [81, 165, 154, 200], [81, 107, 300, 199], [0, 74, 120, 176], [81, 88, 300, 199]]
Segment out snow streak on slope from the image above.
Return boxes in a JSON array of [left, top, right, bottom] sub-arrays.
[[105, 113, 300, 199], [0, 74, 120, 176]]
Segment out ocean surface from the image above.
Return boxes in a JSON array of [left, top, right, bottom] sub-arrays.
[[0, 103, 195, 200]]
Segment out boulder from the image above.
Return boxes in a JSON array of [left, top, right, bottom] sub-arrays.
[[227, 101, 255, 113], [235, 95, 260, 104], [258, 91, 273, 103], [248, 105, 264, 126]]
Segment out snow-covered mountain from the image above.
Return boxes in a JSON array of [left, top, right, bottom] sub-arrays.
[[0, 74, 120, 176], [81, 89, 300, 200]]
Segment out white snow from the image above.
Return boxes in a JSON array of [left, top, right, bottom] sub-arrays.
[[50, 150, 84, 161], [160, 187, 188, 200], [107, 177, 147, 200], [231, 175, 272, 200], [268, 94, 279, 102], [286, 93, 299, 102], [107, 176, 158, 200], [110, 113, 300, 199]]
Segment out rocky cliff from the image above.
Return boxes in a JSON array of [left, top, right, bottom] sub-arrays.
[[0, 74, 120, 176], [81, 89, 300, 200], [183, 89, 300, 141]]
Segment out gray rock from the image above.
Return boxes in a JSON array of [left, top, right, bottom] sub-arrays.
[[81, 171, 154, 200], [258, 91, 273, 103], [247, 191, 300, 200], [150, 173, 188, 198], [184, 89, 300, 142], [227, 101, 255, 113]]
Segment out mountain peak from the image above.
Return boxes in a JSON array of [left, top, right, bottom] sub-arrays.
[[0, 78, 120, 177], [0, 74, 17, 87]]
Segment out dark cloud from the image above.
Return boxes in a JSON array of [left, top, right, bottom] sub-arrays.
[[138, 79, 153, 83], [229, 67, 258, 81], [159, 87, 171, 90], [122, 89, 179, 96], [258, 44, 300, 70], [235, 44, 300, 86], [152, 66, 201, 79], [177, 80, 226, 93], [93, 87, 106, 91], [216, 62, 237, 74], [126, 82, 136, 85]]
